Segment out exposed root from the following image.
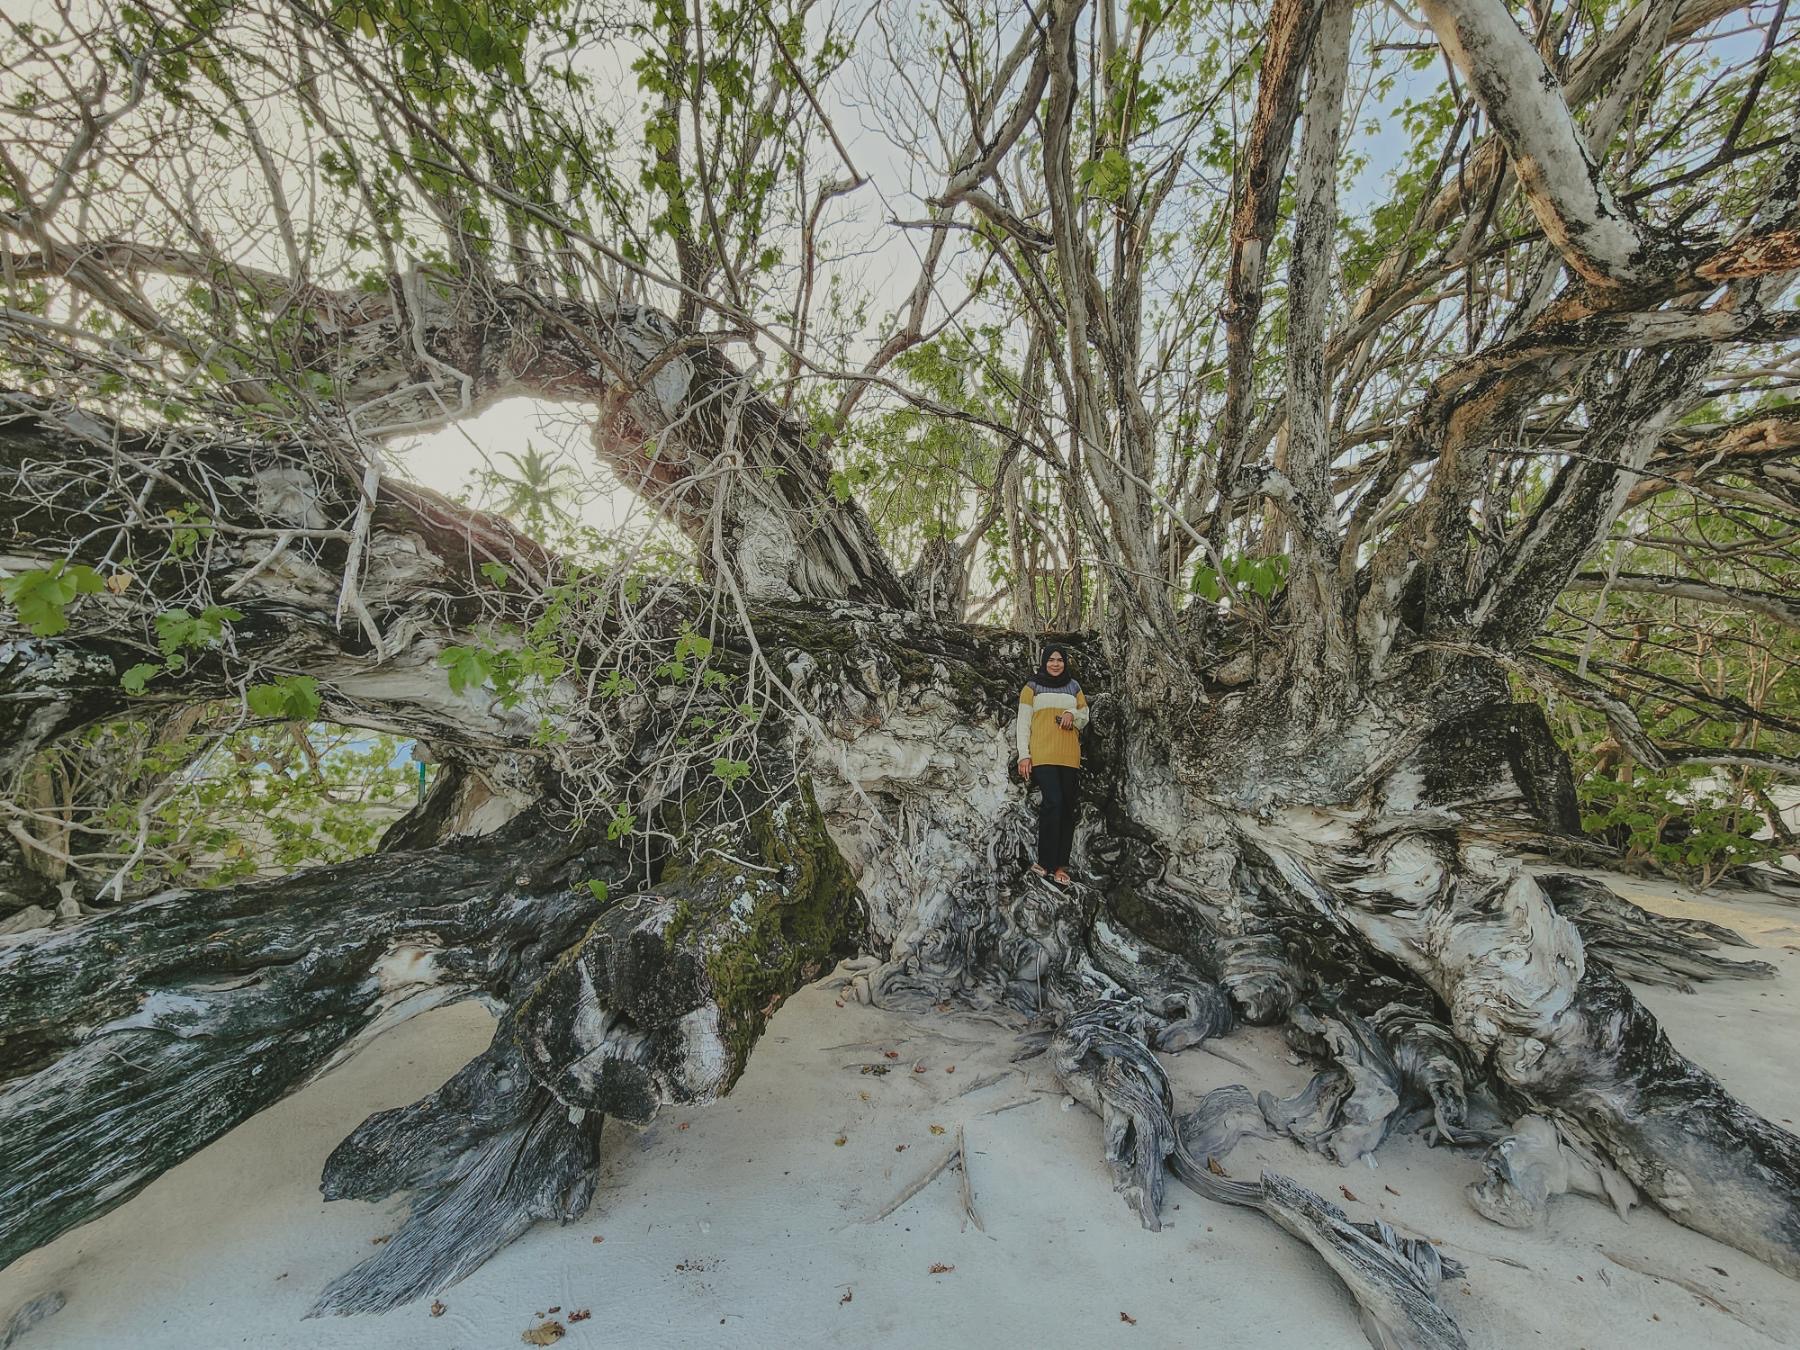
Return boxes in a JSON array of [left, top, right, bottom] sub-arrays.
[[1088, 913, 1237, 1052], [1465, 1114, 1637, 1229], [1261, 1003, 1404, 1165], [1371, 1005, 1488, 1147], [1245, 815, 1800, 1275], [1540, 872, 1776, 990], [1238, 1174, 1467, 1350], [311, 1027, 604, 1316], [1051, 999, 1181, 1229], [1259, 1000, 1494, 1164], [1176, 1084, 1276, 1162], [1520, 964, 1800, 1278], [308, 785, 862, 1314], [0, 818, 612, 1271], [1051, 998, 1469, 1349]]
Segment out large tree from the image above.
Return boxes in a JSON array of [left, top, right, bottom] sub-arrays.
[[2, 1, 1797, 1345]]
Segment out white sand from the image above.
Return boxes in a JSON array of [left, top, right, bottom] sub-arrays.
[[4, 874, 1799, 1349]]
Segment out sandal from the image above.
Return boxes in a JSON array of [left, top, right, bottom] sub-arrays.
[[1029, 863, 1048, 878], [1052, 868, 1071, 886]]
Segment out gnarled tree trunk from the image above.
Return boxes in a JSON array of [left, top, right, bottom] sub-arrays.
[[2, 393, 1792, 1349]]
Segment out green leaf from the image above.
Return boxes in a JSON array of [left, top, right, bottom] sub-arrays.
[[711, 757, 751, 786], [246, 675, 321, 721], [479, 561, 511, 587], [439, 645, 492, 695], [154, 603, 242, 665], [1077, 147, 1132, 203], [2, 562, 105, 636], [164, 503, 214, 559], [154, 610, 197, 662], [585, 879, 609, 903], [674, 630, 713, 662], [121, 662, 163, 694]]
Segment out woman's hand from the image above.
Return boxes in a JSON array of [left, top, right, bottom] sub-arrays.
[[1017, 757, 1032, 780], [1057, 711, 1075, 730]]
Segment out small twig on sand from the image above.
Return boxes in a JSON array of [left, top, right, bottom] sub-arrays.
[[1199, 1041, 1257, 1072], [865, 1144, 960, 1223], [956, 1125, 985, 1233], [981, 1097, 1035, 1116], [951, 1069, 1011, 1099], [898, 1022, 994, 1047]]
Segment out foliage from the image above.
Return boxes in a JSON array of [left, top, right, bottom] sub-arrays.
[[1, 563, 104, 637], [1527, 473, 1799, 887], [12, 714, 417, 893], [1576, 768, 1786, 890], [1190, 553, 1288, 603]]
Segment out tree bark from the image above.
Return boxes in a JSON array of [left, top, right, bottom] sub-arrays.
[[4, 406, 1799, 1347], [1420, 0, 1676, 288], [0, 811, 632, 1268]]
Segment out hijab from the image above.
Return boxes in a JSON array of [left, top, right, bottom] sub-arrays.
[[1030, 642, 1079, 695]]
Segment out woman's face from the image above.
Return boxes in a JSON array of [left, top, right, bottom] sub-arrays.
[[1045, 651, 1065, 677]]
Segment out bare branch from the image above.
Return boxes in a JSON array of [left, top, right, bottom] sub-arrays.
[[1419, 0, 1677, 288], [1564, 570, 1799, 627]]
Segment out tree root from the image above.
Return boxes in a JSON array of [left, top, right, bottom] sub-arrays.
[[1540, 872, 1776, 990], [1465, 1114, 1636, 1229], [1516, 963, 1800, 1278], [870, 865, 1472, 1348], [303, 787, 863, 1313], [1244, 814, 1800, 1278], [312, 1026, 604, 1316], [0, 816, 617, 1269], [1259, 1000, 1495, 1164], [1052, 998, 1468, 1349]]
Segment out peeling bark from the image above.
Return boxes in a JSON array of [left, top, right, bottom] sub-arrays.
[[1280, 0, 1355, 701], [1420, 0, 1679, 289], [1218, 0, 1322, 480]]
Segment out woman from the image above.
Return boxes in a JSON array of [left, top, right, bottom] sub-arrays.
[[1015, 643, 1089, 885]]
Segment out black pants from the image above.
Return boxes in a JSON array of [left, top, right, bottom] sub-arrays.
[[1034, 765, 1080, 870]]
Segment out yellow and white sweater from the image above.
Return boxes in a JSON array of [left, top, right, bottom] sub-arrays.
[[1016, 681, 1089, 768]]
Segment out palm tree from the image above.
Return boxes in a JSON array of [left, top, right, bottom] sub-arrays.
[[487, 444, 579, 540]]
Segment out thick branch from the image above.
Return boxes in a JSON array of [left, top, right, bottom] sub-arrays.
[[1629, 404, 1800, 508], [1281, 0, 1355, 698], [7, 234, 910, 606], [1, 399, 575, 777], [1472, 347, 1715, 648], [0, 815, 631, 1268], [1419, 0, 1680, 288], [1218, 0, 1322, 475]]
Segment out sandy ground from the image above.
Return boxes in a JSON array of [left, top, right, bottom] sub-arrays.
[[4, 873, 1799, 1350]]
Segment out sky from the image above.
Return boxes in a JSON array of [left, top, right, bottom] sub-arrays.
[[391, 0, 1438, 533]]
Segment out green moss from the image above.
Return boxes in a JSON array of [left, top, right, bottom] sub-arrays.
[[664, 896, 695, 946], [699, 779, 860, 1078]]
